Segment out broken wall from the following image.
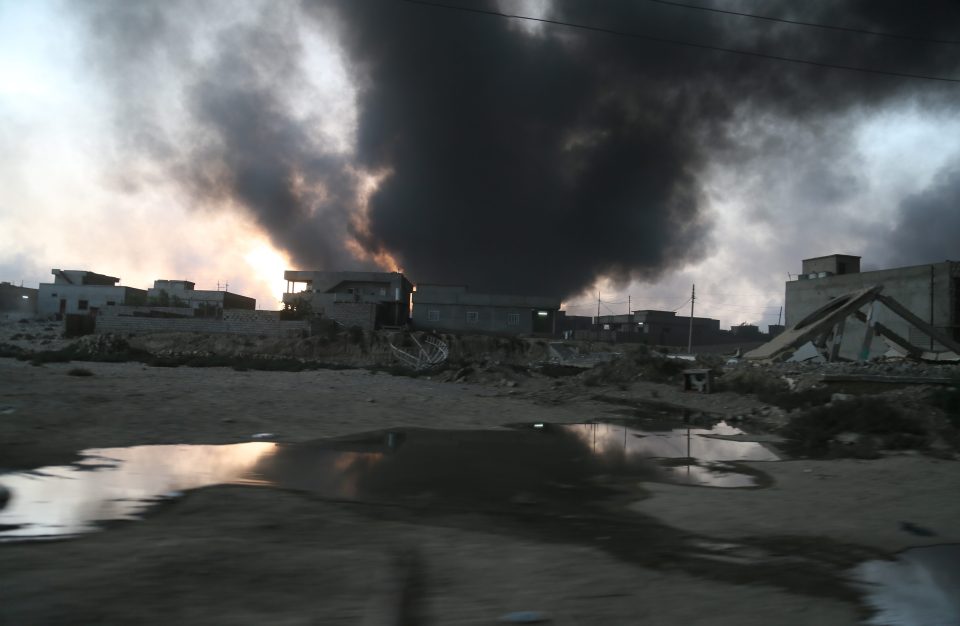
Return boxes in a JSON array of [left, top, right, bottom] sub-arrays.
[[785, 262, 955, 359]]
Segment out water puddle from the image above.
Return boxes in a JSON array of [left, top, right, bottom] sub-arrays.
[[0, 420, 779, 541], [850, 544, 960, 625], [548, 421, 780, 488]]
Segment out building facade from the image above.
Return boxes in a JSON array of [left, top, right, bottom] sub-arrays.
[[283, 270, 412, 330], [37, 270, 147, 318], [785, 255, 960, 357], [147, 280, 255, 314], [635, 310, 724, 346], [412, 285, 559, 336]]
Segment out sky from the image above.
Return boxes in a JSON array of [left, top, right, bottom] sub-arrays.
[[1, 0, 958, 328]]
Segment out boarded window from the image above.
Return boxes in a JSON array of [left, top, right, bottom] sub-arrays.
[[427, 310, 440, 322], [466, 311, 479, 323], [507, 313, 520, 325]]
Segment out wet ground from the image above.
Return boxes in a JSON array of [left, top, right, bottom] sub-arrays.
[[851, 544, 960, 625], [3, 358, 958, 625], [0, 418, 900, 620], [1, 419, 777, 541]]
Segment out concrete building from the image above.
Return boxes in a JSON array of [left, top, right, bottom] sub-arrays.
[[283, 270, 412, 330], [412, 285, 560, 336], [635, 310, 722, 346], [556, 311, 593, 337], [37, 270, 147, 318], [147, 280, 255, 314], [0, 282, 38, 317], [785, 255, 960, 357]]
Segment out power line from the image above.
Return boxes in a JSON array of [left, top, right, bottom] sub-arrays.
[[643, 0, 960, 46], [399, 0, 960, 84]]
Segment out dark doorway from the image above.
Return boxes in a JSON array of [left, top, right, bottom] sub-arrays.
[[532, 309, 553, 335]]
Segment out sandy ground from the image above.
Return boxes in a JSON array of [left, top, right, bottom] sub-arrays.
[[1, 355, 958, 625]]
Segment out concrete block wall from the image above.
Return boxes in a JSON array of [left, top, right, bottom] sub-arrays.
[[104, 305, 194, 318], [223, 310, 281, 322], [94, 314, 308, 338], [321, 302, 376, 331]]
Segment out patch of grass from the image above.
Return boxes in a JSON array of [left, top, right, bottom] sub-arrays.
[[0, 342, 27, 358], [715, 369, 833, 410], [781, 397, 925, 458], [67, 367, 94, 377], [539, 364, 584, 378], [928, 378, 960, 429], [347, 325, 365, 344], [581, 352, 687, 387], [146, 353, 353, 372]]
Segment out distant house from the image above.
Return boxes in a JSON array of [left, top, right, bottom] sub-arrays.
[[0, 282, 38, 317], [593, 310, 723, 346], [37, 270, 146, 318], [147, 280, 255, 314], [412, 285, 560, 336], [282, 270, 412, 330]]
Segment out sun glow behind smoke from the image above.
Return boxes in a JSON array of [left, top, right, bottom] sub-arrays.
[[243, 242, 292, 308]]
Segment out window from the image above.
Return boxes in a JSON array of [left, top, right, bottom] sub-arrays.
[[78, 300, 89, 310], [507, 313, 520, 326], [466, 311, 479, 323], [379, 287, 387, 296], [427, 310, 440, 322], [106, 301, 116, 306]]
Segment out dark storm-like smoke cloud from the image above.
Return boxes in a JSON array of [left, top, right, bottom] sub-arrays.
[[319, 0, 960, 295], [77, 1, 960, 297], [879, 159, 960, 266], [75, 1, 368, 271]]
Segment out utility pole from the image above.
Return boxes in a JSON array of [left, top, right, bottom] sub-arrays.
[[597, 291, 601, 341], [628, 295, 631, 315], [687, 284, 695, 354]]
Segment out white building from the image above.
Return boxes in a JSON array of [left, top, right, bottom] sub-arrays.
[[37, 270, 147, 318]]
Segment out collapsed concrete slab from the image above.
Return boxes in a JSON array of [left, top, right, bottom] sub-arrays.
[[745, 285, 960, 363]]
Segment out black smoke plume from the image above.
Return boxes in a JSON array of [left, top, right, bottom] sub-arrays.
[[78, 1, 960, 297]]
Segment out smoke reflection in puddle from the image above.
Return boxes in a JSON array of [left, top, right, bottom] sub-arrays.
[[850, 544, 960, 626], [0, 421, 778, 541]]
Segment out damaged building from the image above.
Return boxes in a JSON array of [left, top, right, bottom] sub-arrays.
[[283, 270, 412, 330], [412, 285, 559, 336], [784, 254, 959, 359]]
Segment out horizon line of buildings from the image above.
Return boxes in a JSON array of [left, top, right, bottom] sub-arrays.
[[1, 254, 956, 350]]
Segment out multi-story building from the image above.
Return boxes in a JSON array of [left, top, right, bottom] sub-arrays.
[[283, 270, 413, 330], [37, 270, 147, 318]]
